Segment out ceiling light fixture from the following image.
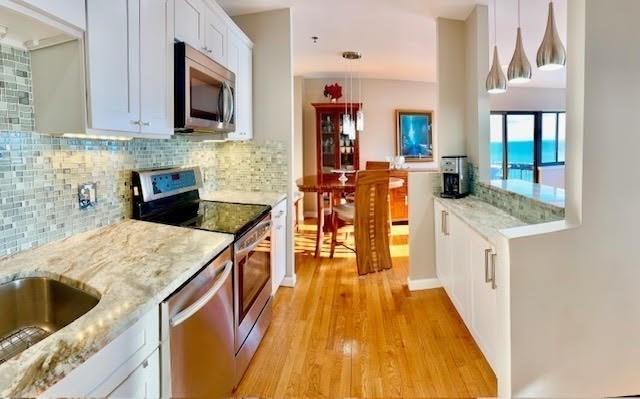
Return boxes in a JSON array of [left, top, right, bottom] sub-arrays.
[[507, 0, 532, 84], [486, 0, 507, 94], [342, 51, 362, 139], [536, 0, 566, 71]]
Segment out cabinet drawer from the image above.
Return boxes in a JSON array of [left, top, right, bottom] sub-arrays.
[[41, 307, 160, 398]]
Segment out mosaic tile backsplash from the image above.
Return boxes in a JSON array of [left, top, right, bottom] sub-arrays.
[[0, 44, 287, 256]]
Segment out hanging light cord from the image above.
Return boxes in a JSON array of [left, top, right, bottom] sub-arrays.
[[493, 0, 497, 46], [517, 0, 521, 28]]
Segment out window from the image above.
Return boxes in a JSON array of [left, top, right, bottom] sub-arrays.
[[541, 112, 566, 165], [506, 114, 535, 182], [490, 114, 504, 180], [490, 111, 566, 184]]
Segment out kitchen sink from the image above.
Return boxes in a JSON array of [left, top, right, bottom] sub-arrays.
[[0, 277, 100, 364]]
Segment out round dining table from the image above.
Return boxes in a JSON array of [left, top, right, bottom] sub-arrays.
[[296, 174, 404, 257]]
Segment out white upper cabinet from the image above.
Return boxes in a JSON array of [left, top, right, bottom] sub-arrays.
[[226, 30, 253, 141], [140, 0, 173, 135], [203, 5, 227, 65], [174, 0, 205, 49], [175, 0, 227, 65], [86, 0, 172, 136], [86, 0, 140, 133]]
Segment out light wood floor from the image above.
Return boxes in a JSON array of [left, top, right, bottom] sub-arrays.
[[235, 221, 497, 398]]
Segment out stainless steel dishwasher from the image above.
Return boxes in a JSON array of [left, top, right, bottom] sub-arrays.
[[161, 247, 234, 398]]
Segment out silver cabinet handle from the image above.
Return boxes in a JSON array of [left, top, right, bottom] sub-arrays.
[[130, 120, 141, 125], [207, 49, 213, 54], [490, 253, 497, 290], [170, 260, 233, 327], [278, 210, 285, 217], [441, 210, 446, 235], [142, 359, 149, 368], [141, 121, 150, 126], [201, 46, 208, 52], [443, 211, 449, 236], [484, 249, 492, 283]]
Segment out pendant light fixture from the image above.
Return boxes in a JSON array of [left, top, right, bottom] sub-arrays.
[[486, 0, 507, 94], [342, 51, 361, 138], [507, 0, 532, 83], [536, 0, 566, 71]]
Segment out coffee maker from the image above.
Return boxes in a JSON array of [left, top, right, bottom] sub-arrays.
[[440, 155, 469, 198]]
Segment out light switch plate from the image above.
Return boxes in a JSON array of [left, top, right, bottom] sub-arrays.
[[78, 183, 97, 210]]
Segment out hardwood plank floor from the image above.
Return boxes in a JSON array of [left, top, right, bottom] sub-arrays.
[[235, 221, 497, 398]]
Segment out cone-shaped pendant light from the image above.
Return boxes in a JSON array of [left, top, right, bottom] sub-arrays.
[[536, 1, 566, 71], [486, 0, 507, 94], [508, 0, 531, 84], [487, 46, 507, 93]]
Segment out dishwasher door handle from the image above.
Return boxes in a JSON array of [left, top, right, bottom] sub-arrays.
[[170, 260, 233, 327]]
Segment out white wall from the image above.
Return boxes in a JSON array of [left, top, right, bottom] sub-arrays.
[[234, 9, 297, 284], [501, 1, 640, 396], [464, 5, 490, 180], [302, 77, 437, 212], [491, 87, 566, 111], [436, 18, 466, 159]]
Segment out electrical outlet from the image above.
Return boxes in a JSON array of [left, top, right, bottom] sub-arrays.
[[78, 183, 97, 210]]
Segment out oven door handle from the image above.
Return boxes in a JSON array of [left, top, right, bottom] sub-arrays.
[[236, 220, 271, 258], [169, 260, 233, 327]]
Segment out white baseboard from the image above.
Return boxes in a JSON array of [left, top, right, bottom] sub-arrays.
[[281, 275, 297, 287], [407, 277, 441, 291]]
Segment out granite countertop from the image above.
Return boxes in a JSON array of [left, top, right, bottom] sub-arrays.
[[0, 220, 234, 397], [485, 179, 565, 208], [435, 196, 527, 243], [200, 189, 287, 207]]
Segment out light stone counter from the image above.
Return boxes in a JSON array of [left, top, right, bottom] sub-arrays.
[[435, 196, 527, 244], [200, 189, 287, 207], [0, 220, 234, 397]]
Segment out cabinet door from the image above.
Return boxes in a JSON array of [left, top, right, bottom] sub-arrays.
[[108, 348, 160, 399], [86, 0, 141, 133], [450, 215, 472, 324], [174, 0, 205, 49], [204, 5, 227, 65], [434, 202, 452, 294], [470, 233, 498, 370], [228, 35, 253, 141], [238, 41, 253, 140], [140, 0, 172, 135], [271, 200, 287, 295]]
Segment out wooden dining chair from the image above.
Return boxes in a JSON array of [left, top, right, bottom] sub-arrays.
[[365, 161, 391, 170], [330, 170, 393, 275]]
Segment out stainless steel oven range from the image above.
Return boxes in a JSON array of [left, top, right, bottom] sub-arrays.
[[131, 166, 272, 396]]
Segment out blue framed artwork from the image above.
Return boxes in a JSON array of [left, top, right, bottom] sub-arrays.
[[396, 110, 434, 162]]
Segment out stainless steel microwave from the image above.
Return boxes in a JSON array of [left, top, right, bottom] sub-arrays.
[[174, 42, 235, 135]]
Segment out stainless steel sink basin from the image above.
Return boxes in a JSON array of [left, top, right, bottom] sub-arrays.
[[0, 277, 100, 364]]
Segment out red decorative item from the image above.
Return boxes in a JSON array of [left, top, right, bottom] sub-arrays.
[[323, 83, 343, 103]]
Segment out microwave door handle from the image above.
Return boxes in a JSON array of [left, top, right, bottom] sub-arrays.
[[218, 84, 225, 123], [225, 83, 235, 124], [169, 260, 233, 327]]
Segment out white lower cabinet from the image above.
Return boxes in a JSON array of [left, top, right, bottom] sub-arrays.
[[470, 231, 498, 369], [271, 199, 287, 295], [106, 348, 160, 398], [40, 307, 160, 398], [434, 201, 498, 372]]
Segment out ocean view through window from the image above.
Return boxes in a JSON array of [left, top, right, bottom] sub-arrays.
[[490, 111, 566, 184]]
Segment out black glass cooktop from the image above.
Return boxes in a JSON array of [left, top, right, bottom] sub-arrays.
[[145, 200, 271, 237]]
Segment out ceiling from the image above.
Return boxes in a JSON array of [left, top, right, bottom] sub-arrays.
[[217, 0, 567, 88]]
